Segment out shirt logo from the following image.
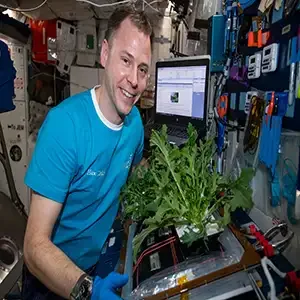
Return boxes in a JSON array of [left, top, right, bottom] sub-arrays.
[[125, 153, 133, 169], [86, 169, 106, 177]]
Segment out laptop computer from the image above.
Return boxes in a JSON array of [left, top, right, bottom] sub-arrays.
[[145, 55, 210, 146]]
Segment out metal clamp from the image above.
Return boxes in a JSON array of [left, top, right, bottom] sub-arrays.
[[253, 223, 294, 255]]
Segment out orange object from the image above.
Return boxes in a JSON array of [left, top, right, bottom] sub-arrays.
[[265, 92, 275, 125], [248, 31, 257, 47], [178, 275, 188, 286], [267, 92, 275, 116], [257, 29, 263, 48], [217, 94, 228, 118], [248, 29, 270, 48], [262, 31, 271, 46], [30, 19, 57, 64]]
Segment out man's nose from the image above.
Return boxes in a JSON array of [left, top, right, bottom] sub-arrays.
[[127, 68, 138, 88]]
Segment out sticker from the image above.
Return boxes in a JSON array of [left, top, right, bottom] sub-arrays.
[[158, 227, 171, 237], [10, 145, 22, 162], [178, 275, 188, 285], [149, 252, 161, 271], [146, 234, 155, 246], [101, 241, 108, 254], [7, 124, 24, 130], [282, 24, 291, 35], [108, 237, 115, 247]]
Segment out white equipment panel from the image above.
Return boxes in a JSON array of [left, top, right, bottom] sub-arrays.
[[10, 45, 26, 101], [76, 18, 97, 67], [261, 43, 279, 73], [0, 101, 29, 213], [56, 20, 76, 75], [0, 41, 30, 213], [248, 52, 262, 79]]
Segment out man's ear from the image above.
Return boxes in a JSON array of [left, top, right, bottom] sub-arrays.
[[100, 39, 109, 68]]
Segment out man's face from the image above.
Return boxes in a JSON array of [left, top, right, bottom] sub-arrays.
[[100, 18, 152, 119]]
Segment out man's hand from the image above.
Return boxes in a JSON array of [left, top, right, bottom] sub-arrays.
[[131, 157, 149, 174], [139, 157, 149, 168], [91, 272, 128, 300]]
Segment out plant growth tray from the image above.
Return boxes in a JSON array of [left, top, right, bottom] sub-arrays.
[[118, 221, 261, 300]]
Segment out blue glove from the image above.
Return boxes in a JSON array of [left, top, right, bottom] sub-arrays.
[[91, 272, 128, 300]]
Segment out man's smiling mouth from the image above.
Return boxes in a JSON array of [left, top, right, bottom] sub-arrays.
[[121, 88, 136, 98]]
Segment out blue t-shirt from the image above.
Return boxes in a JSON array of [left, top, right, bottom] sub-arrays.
[[24, 86, 144, 270]]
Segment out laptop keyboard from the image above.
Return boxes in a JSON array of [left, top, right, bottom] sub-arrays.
[[145, 123, 188, 139], [167, 127, 187, 139]]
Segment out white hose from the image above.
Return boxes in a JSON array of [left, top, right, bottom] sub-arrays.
[[261, 257, 286, 300]]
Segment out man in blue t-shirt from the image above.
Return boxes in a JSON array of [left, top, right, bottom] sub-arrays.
[[22, 5, 153, 300]]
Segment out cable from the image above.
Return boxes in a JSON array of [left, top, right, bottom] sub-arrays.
[[213, 107, 244, 131], [133, 236, 176, 273], [76, 0, 131, 8], [212, 68, 244, 132], [248, 272, 267, 300], [142, 0, 160, 13], [29, 72, 93, 91], [0, 0, 47, 12], [77, 0, 165, 15], [148, 0, 160, 5], [134, 237, 177, 287], [261, 259, 277, 300], [261, 257, 286, 300]]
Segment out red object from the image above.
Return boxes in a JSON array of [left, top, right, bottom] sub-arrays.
[[30, 19, 57, 64], [249, 224, 256, 234], [217, 94, 228, 118], [265, 91, 275, 125], [286, 271, 300, 294], [267, 92, 275, 116], [262, 239, 274, 257], [134, 236, 178, 287], [219, 191, 225, 198], [248, 30, 270, 48], [249, 225, 274, 257]]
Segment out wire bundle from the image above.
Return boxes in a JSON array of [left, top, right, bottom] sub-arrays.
[[133, 235, 179, 287]]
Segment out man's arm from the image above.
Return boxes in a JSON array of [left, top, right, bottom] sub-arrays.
[[24, 191, 85, 299], [23, 107, 83, 299]]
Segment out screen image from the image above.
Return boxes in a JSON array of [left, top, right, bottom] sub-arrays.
[[156, 65, 207, 119], [170, 92, 179, 103]]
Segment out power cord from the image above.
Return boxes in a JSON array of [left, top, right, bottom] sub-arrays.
[[0, 0, 47, 12], [76, 0, 131, 8], [261, 257, 286, 300], [212, 68, 245, 132], [213, 106, 245, 131]]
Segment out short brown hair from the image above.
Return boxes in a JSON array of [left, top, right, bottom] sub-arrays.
[[105, 5, 153, 46]]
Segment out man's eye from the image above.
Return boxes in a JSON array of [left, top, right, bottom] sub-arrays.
[[139, 68, 148, 75], [122, 57, 129, 64]]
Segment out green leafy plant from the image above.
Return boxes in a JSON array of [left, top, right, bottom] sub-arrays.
[[120, 124, 254, 260]]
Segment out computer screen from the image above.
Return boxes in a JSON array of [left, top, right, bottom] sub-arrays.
[[156, 65, 207, 119]]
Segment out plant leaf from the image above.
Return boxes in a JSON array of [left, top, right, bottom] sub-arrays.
[[121, 124, 254, 256], [230, 188, 253, 211], [223, 203, 231, 225]]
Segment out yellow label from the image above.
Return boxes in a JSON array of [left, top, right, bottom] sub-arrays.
[[180, 293, 189, 300], [178, 275, 188, 286]]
